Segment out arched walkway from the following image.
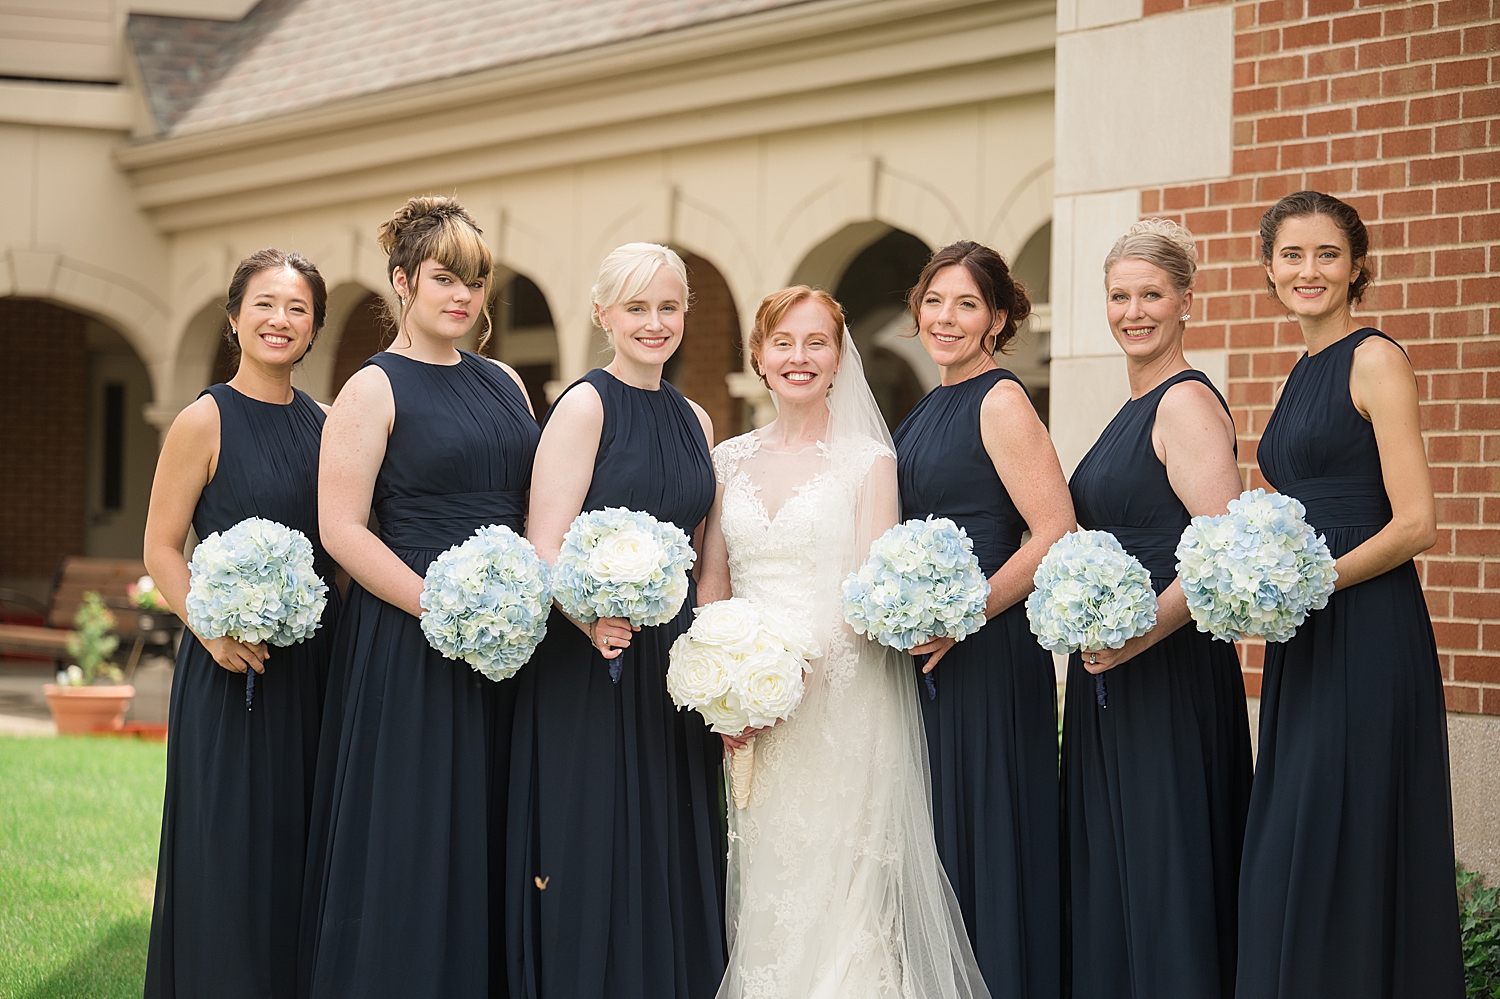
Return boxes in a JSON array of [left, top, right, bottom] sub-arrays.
[[480, 271, 560, 416], [0, 298, 157, 597], [667, 254, 744, 443]]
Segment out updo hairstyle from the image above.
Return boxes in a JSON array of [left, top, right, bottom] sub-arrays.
[[222, 248, 328, 368], [589, 242, 690, 341], [747, 286, 846, 385], [906, 240, 1031, 354], [1258, 190, 1372, 306], [377, 196, 494, 347], [1103, 218, 1198, 296]]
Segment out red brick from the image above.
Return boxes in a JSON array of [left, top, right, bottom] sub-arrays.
[[1460, 213, 1500, 241], [1437, 0, 1492, 25], [1359, 37, 1409, 68], [1306, 108, 1354, 137], [1239, 28, 1283, 57], [1453, 655, 1500, 683], [1210, 179, 1257, 204], [1412, 156, 1463, 185], [1378, 250, 1431, 278], [1330, 72, 1380, 102], [1437, 306, 1488, 336], [1462, 87, 1500, 118], [1236, 60, 1257, 88], [1437, 184, 1491, 213], [1436, 120, 1489, 151], [1332, 10, 1383, 40], [1144, 0, 1185, 13], [1446, 684, 1482, 713], [1358, 161, 1408, 187], [1332, 133, 1383, 162], [1386, 188, 1436, 216], [1408, 340, 1459, 368], [1465, 151, 1500, 179], [1281, 140, 1329, 167], [1454, 589, 1500, 618], [1483, 689, 1500, 717], [1308, 0, 1355, 13], [1256, 174, 1303, 199], [1426, 557, 1481, 587], [1409, 279, 1460, 306], [1383, 65, 1436, 96], [1258, 0, 1306, 24], [1357, 100, 1407, 130], [1307, 45, 1358, 75], [1283, 20, 1332, 48], [1431, 371, 1487, 398], [1436, 246, 1489, 274], [1385, 2, 1437, 32], [1284, 78, 1332, 105], [1439, 58, 1493, 90], [1410, 215, 1463, 244], [1257, 114, 1306, 142], [1411, 28, 1464, 59], [1460, 336, 1500, 364], [1463, 23, 1500, 54], [1383, 128, 1434, 156], [1306, 167, 1355, 192], [1411, 93, 1463, 125], [1236, 86, 1282, 115], [1163, 184, 1209, 210], [1259, 54, 1307, 82], [1459, 403, 1500, 430], [1235, 147, 1282, 173], [1435, 620, 1482, 649], [1462, 276, 1500, 304]]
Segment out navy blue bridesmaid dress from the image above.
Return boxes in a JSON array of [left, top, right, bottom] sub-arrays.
[[1062, 369, 1252, 998], [145, 384, 338, 999], [1237, 328, 1462, 998], [893, 367, 1061, 999], [299, 351, 538, 999], [505, 368, 725, 999]]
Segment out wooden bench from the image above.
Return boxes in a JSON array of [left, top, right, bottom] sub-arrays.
[[0, 556, 161, 667]]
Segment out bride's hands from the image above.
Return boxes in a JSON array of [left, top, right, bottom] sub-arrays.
[[721, 720, 779, 754], [584, 616, 636, 659], [910, 635, 957, 673]]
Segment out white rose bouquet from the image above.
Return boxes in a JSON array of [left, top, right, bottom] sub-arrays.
[[1176, 488, 1337, 643], [667, 598, 820, 808], [186, 517, 329, 709], [1025, 530, 1157, 708], [419, 524, 551, 682], [552, 507, 696, 681]]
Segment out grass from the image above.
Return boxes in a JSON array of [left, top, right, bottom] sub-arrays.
[[0, 735, 166, 999]]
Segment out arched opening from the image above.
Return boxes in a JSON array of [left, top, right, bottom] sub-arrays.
[[0, 299, 157, 600], [479, 272, 559, 417], [329, 292, 390, 399], [833, 229, 933, 431], [664, 253, 744, 443], [1007, 221, 1052, 425]]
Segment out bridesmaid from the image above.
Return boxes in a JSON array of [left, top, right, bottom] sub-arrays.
[[892, 239, 1075, 998], [1062, 219, 1252, 998], [1237, 192, 1463, 997], [507, 243, 724, 999], [143, 249, 337, 998], [300, 197, 538, 998]]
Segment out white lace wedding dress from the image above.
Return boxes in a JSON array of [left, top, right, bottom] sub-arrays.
[[711, 428, 990, 999]]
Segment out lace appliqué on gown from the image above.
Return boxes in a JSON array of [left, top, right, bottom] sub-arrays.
[[711, 432, 988, 999]]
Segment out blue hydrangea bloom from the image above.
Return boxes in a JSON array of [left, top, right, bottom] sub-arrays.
[[1026, 530, 1157, 655], [551, 507, 695, 627], [1176, 487, 1337, 643], [841, 516, 991, 650], [419, 524, 551, 682], [186, 517, 328, 647]]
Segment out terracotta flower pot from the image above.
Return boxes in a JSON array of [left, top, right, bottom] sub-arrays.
[[43, 684, 136, 735]]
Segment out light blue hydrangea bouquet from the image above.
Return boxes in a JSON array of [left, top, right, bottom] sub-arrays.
[[1027, 530, 1156, 707], [186, 517, 329, 708], [1176, 488, 1337, 643], [841, 516, 990, 654], [552, 508, 696, 680], [419, 524, 551, 682]]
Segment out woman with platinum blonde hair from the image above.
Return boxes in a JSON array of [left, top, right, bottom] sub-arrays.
[[507, 242, 726, 998], [697, 286, 990, 999], [1062, 218, 1252, 998]]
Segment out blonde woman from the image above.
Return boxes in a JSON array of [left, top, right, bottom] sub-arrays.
[[507, 243, 724, 998]]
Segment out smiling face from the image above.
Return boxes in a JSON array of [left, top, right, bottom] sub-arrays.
[[1266, 213, 1361, 322], [916, 264, 1004, 371], [756, 297, 842, 407], [231, 266, 317, 369], [596, 265, 686, 368], [1105, 258, 1192, 364], [393, 258, 488, 343]]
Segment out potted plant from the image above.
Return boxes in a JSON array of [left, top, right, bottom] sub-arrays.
[[43, 591, 135, 735]]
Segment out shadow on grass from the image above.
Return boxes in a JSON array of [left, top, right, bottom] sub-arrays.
[[19, 917, 149, 999]]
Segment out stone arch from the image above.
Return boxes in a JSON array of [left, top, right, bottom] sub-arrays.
[[481, 268, 561, 415], [165, 295, 230, 422], [326, 290, 392, 401], [1004, 220, 1054, 425], [0, 297, 158, 595], [664, 252, 744, 443], [985, 161, 1054, 260]]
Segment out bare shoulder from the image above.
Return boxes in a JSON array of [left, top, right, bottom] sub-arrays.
[[685, 397, 715, 447], [542, 379, 603, 431], [318, 401, 333, 416], [1157, 377, 1230, 425], [1350, 332, 1413, 377], [334, 361, 393, 409], [167, 393, 220, 447], [484, 356, 534, 411], [980, 374, 1036, 418]]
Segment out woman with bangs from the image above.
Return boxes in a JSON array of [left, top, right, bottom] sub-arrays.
[[507, 243, 726, 999], [300, 196, 538, 999]]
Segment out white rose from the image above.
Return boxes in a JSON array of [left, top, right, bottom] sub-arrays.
[[588, 529, 664, 583], [733, 647, 805, 729], [666, 636, 735, 708], [755, 605, 820, 662], [690, 599, 763, 654], [698, 690, 751, 735]]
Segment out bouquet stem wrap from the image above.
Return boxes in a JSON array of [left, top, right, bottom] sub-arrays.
[[730, 738, 755, 809]]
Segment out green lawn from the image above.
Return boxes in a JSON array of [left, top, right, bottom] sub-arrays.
[[0, 735, 166, 999]]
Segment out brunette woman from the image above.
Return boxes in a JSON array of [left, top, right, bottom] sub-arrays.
[[300, 197, 538, 999], [1236, 192, 1462, 998], [892, 240, 1075, 998], [507, 243, 725, 999], [144, 249, 337, 999], [1062, 219, 1252, 998]]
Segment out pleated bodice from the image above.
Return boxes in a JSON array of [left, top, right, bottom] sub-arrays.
[[195, 383, 332, 578], [1070, 369, 1231, 588], [365, 351, 538, 560], [1257, 327, 1391, 556], [894, 367, 1029, 575], [565, 368, 714, 535]]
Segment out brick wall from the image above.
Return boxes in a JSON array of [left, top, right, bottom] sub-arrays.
[[677, 255, 746, 444], [1141, 0, 1500, 712], [331, 293, 389, 397], [0, 299, 88, 581]]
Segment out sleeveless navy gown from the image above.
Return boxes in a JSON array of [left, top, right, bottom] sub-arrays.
[[1063, 369, 1253, 998], [893, 367, 1061, 999], [1237, 328, 1463, 998], [506, 369, 725, 999], [300, 351, 538, 999], [146, 384, 338, 999]]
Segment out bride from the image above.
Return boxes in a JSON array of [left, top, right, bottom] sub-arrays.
[[698, 286, 990, 999]]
